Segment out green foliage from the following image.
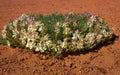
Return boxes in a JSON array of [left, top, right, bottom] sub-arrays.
[[0, 13, 114, 56]]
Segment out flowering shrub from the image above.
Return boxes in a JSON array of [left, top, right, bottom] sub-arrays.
[[0, 13, 113, 56]]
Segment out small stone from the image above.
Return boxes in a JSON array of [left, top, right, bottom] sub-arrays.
[[41, 55, 48, 60], [79, 70, 82, 74]]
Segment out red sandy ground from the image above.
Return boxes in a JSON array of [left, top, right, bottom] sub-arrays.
[[0, 0, 120, 75]]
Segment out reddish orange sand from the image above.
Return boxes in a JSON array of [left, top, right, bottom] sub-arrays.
[[0, 0, 120, 75]]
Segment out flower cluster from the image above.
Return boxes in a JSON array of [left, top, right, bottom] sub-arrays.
[[0, 13, 114, 56]]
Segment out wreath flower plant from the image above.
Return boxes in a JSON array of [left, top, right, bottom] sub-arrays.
[[0, 13, 114, 56]]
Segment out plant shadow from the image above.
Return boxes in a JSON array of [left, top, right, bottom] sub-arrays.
[[61, 34, 119, 58]]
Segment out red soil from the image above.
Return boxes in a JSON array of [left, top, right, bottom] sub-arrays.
[[0, 0, 120, 75]]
